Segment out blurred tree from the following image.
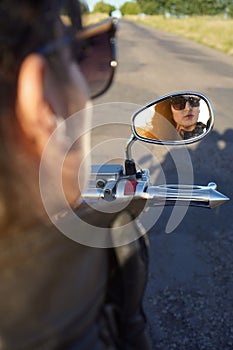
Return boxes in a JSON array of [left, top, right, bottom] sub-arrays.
[[120, 1, 141, 15], [165, 0, 189, 16], [80, 0, 90, 13], [227, 3, 233, 17], [137, 0, 167, 14], [201, 0, 225, 15], [141, 1, 161, 14], [93, 1, 115, 14], [136, 0, 230, 15]]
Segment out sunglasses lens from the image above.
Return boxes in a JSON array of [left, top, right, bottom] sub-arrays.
[[60, 2, 117, 99], [171, 96, 200, 110], [77, 31, 116, 99], [189, 97, 200, 107], [171, 97, 186, 110]]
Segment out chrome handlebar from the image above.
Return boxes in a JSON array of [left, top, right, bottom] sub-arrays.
[[82, 176, 229, 209]]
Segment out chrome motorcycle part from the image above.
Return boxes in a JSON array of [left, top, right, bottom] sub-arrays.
[[82, 91, 229, 212], [83, 167, 229, 208]]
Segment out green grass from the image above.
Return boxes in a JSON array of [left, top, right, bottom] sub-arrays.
[[126, 15, 233, 56], [83, 13, 109, 26]]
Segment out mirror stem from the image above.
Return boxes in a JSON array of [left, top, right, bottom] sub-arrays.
[[125, 134, 137, 176], [125, 134, 136, 160]]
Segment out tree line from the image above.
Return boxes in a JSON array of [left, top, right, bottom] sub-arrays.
[[137, 0, 233, 16], [90, 0, 233, 17]]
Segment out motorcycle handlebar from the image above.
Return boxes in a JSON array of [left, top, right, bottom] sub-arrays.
[[82, 182, 229, 209]]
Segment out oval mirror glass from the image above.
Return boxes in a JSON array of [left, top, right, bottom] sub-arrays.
[[132, 92, 214, 144]]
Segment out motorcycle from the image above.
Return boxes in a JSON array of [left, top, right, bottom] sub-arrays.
[[44, 91, 230, 348], [48, 91, 229, 247], [79, 91, 229, 241]]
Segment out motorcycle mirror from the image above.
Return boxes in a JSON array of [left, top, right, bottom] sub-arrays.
[[131, 91, 214, 145]]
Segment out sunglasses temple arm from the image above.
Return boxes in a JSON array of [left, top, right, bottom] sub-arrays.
[[110, 37, 118, 67]]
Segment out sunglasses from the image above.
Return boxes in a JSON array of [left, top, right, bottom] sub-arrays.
[[171, 96, 200, 110], [75, 19, 118, 99], [38, 13, 118, 99]]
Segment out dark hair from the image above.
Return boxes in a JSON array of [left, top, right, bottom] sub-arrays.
[[154, 99, 176, 127], [0, 0, 83, 232], [0, 0, 82, 110]]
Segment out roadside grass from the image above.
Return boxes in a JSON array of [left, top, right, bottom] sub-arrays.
[[83, 13, 109, 26], [126, 15, 233, 56]]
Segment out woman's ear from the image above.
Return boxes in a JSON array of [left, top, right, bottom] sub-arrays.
[[16, 53, 57, 156]]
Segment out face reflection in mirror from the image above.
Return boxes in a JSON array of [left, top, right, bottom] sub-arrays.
[[134, 94, 211, 142]]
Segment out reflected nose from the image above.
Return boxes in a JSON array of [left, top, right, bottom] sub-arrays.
[[185, 101, 192, 110]]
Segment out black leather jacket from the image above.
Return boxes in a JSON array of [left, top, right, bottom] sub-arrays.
[[182, 122, 206, 140]]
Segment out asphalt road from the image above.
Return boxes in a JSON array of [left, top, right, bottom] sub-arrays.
[[93, 20, 233, 349]]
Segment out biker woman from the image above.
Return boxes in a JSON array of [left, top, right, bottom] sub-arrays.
[[0, 1, 150, 349]]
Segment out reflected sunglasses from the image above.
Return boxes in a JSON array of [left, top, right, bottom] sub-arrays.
[[171, 96, 200, 110], [38, 15, 118, 99]]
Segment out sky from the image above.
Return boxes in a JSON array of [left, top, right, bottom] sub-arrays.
[[85, 0, 133, 11]]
